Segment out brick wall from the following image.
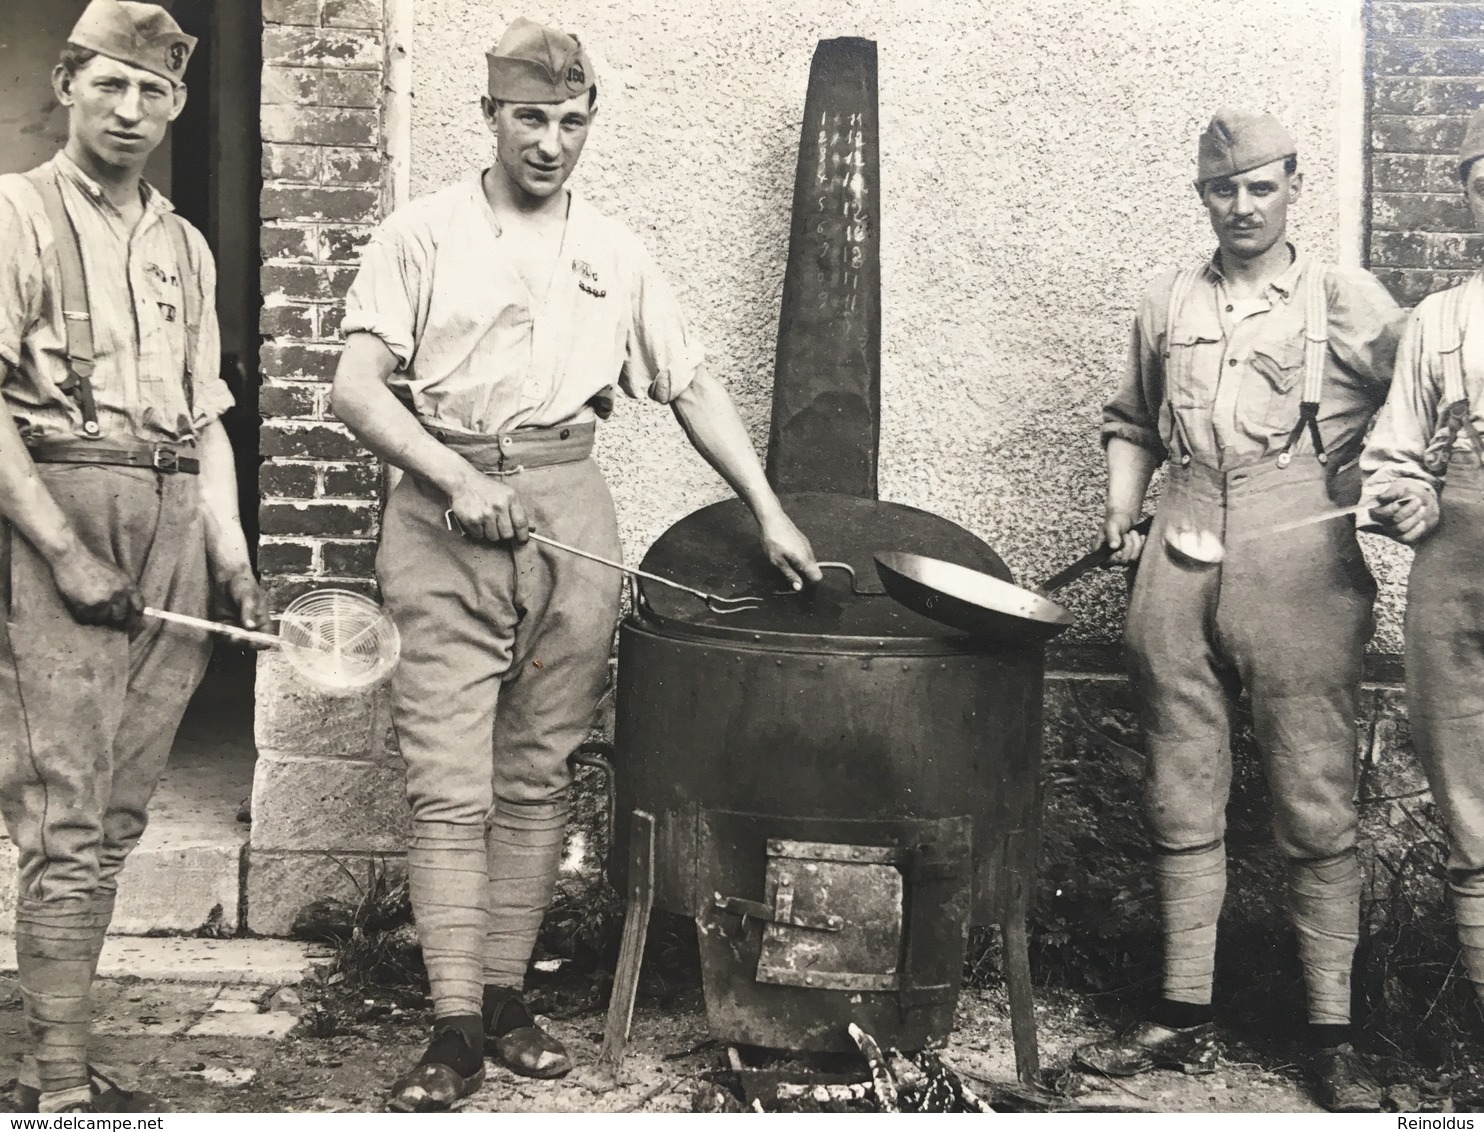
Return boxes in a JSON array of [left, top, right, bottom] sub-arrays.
[[250, 0, 402, 935], [1369, 1, 1484, 304], [257, 0, 384, 609]]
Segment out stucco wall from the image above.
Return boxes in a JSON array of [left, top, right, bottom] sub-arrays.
[[408, 0, 1380, 649]]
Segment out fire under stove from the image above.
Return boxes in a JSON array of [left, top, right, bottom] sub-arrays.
[[590, 38, 1043, 1089]]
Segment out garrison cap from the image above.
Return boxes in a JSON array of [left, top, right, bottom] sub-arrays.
[[68, 0, 196, 84], [1196, 109, 1297, 184], [485, 17, 595, 104], [1459, 107, 1484, 182]]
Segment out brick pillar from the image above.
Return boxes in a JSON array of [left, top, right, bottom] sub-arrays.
[[1369, 2, 1484, 303], [248, 0, 409, 935]]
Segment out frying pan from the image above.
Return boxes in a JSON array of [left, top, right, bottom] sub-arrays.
[[873, 516, 1154, 644]]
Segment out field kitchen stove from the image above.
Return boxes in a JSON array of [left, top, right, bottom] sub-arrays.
[[590, 38, 1043, 1087]]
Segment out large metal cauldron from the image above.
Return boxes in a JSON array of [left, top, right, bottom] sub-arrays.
[[611, 492, 1043, 1057]]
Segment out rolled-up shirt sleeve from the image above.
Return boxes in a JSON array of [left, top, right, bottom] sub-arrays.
[[1360, 297, 1445, 508], [185, 224, 235, 429], [0, 188, 42, 373], [1326, 267, 1405, 398], [617, 238, 705, 405], [1101, 288, 1168, 459], [341, 214, 423, 369]]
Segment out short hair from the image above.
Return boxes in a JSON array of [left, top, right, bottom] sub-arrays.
[[1462, 156, 1480, 186], [58, 45, 99, 76], [493, 85, 599, 110]]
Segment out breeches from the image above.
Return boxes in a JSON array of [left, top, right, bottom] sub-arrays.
[[1126, 455, 1375, 860], [1405, 460, 1484, 888], [377, 455, 623, 822], [0, 465, 212, 904]]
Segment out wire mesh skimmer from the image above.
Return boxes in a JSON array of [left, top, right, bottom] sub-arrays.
[[144, 588, 401, 695]]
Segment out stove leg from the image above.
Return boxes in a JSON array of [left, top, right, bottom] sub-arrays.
[[594, 809, 656, 1084], [1003, 867, 1040, 1085]]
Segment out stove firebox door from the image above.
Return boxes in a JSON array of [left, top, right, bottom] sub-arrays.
[[697, 810, 972, 1052], [755, 840, 903, 991]]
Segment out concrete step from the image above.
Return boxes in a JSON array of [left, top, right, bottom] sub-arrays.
[[0, 662, 256, 935], [0, 935, 324, 984]]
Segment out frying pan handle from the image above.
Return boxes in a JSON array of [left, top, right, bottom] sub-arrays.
[[1035, 515, 1154, 595]]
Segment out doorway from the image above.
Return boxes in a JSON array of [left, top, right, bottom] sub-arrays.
[[0, 1, 264, 930]]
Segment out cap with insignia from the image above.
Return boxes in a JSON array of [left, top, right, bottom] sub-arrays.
[[1459, 107, 1484, 182], [485, 16, 595, 104], [68, 0, 196, 84], [1196, 109, 1297, 185]]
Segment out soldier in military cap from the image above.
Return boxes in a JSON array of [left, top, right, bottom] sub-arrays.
[[1360, 106, 1484, 1022], [331, 16, 819, 1111], [1076, 110, 1405, 1110], [0, 0, 265, 1114]]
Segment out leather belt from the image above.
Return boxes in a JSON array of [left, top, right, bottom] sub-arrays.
[[27, 439, 200, 475]]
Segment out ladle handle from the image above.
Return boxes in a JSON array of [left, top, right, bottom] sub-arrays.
[[1234, 504, 1369, 541], [143, 607, 282, 649], [1035, 515, 1154, 595], [526, 532, 715, 605]]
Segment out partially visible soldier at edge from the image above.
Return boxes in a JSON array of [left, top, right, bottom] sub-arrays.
[[1361, 106, 1484, 1034], [1077, 110, 1405, 1111], [0, 0, 266, 1113]]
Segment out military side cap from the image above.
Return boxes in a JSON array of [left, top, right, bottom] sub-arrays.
[[1196, 109, 1297, 184], [1459, 107, 1484, 181], [486, 16, 595, 104], [68, 0, 196, 84]]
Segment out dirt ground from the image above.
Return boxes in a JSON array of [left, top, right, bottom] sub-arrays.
[[0, 963, 1387, 1114]]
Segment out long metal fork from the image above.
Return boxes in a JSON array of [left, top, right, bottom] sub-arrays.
[[442, 510, 762, 615]]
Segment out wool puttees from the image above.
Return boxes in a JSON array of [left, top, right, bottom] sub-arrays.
[[1154, 842, 1227, 1005], [1288, 851, 1361, 1025], [483, 795, 570, 988], [407, 821, 488, 1019]]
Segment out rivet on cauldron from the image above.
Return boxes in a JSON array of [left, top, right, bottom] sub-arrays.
[[828, 916, 842, 928], [805, 863, 818, 874], [780, 875, 792, 885], [805, 974, 818, 986]]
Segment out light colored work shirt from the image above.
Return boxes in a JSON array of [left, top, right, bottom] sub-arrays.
[[0, 152, 231, 444], [341, 171, 706, 436], [1361, 273, 1484, 501], [1102, 250, 1404, 469]]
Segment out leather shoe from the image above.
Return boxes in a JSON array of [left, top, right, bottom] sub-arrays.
[[1073, 1020, 1220, 1077], [387, 1026, 485, 1113], [1308, 1043, 1382, 1112], [485, 990, 573, 1080]]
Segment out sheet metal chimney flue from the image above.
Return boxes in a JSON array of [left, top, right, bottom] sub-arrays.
[[766, 37, 882, 500]]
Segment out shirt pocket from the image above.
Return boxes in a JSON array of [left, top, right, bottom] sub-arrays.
[[1244, 338, 1307, 436], [1164, 329, 1223, 409]]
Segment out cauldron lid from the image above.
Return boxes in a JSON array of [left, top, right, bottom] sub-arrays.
[[636, 492, 1013, 645]]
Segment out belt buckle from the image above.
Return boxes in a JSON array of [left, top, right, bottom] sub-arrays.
[[151, 446, 179, 473]]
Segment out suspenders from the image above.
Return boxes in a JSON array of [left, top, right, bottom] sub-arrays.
[[1162, 258, 1330, 468], [22, 165, 202, 437], [1280, 262, 1330, 468]]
